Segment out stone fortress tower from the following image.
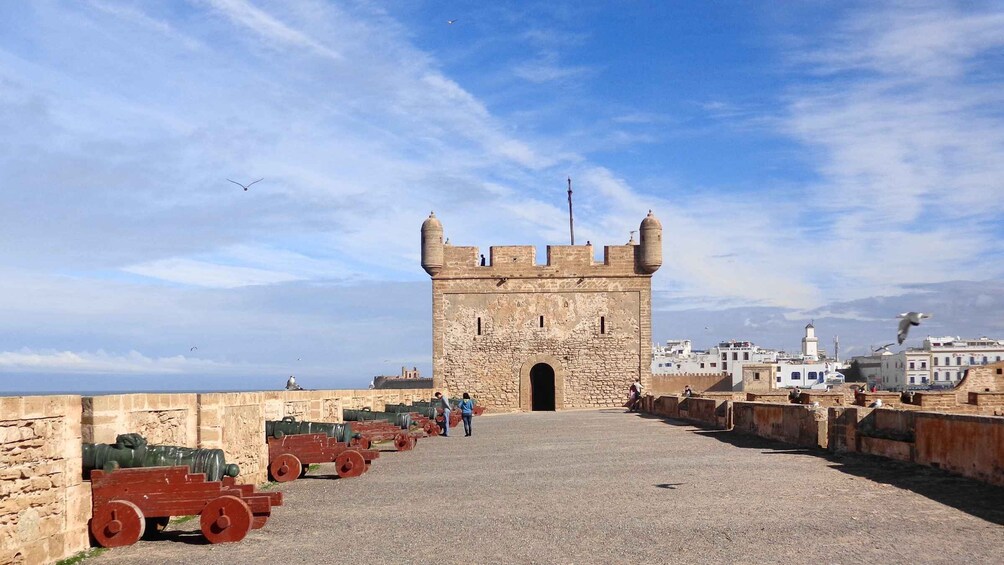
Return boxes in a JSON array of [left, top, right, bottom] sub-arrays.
[[421, 210, 663, 412]]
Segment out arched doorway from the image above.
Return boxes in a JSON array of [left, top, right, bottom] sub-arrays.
[[530, 363, 555, 411]]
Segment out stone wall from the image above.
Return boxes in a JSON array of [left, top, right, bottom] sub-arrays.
[[732, 401, 828, 449], [650, 373, 732, 395], [828, 406, 1004, 487], [1, 396, 89, 565], [432, 243, 654, 412], [914, 412, 1004, 487], [82, 393, 198, 446], [197, 392, 268, 485]]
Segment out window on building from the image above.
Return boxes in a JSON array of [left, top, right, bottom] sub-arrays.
[[934, 371, 939, 380], [808, 371, 818, 380], [776, 375, 782, 382], [700, 363, 705, 369], [921, 376, 928, 383], [732, 352, 738, 360], [921, 361, 926, 369], [910, 376, 915, 384], [723, 362, 728, 370], [933, 357, 939, 366], [969, 356, 975, 365], [791, 371, 801, 380], [477, 317, 482, 336], [743, 352, 749, 360], [982, 356, 988, 364], [945, 356, 951, 365], [539, 315, 544, 328], [909, 362, 915, 369], [754, 372, 761, 381], [956, 357, 962, 365], [600, 316, 606, 334], [710, 362, 717, 368], [722, 353, 727, 361], [997, 356, 1002, 362]]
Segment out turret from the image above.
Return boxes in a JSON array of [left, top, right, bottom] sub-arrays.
[[421, 212, 444, 276], [637, 210, 662, 274]]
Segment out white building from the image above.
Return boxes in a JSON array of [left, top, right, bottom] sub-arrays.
[[858, 336, 1004, 390], [653, 324, 841, 390]]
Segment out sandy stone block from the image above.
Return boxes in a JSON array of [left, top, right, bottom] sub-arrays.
[[0, 396, 24, 418]]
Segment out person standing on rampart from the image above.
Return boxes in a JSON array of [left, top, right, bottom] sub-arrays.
[[435, 391, 453, 437], [458, 392, 475, 436]]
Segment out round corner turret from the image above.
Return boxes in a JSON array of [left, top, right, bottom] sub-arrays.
[[421, 211, 444, 276], [638, 210, 662, 274]]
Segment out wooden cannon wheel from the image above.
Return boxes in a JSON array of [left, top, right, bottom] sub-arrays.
[[200, 495, 253, 544], [334, 449, 367, 478], [394, 433, 414, 452], [269, 453, 302, 483], [91, 500, 146, 548]]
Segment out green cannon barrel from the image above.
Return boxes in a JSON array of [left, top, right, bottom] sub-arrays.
[[82, 433, 239, 482], [265, 417, 354, 444], [383, 404, 438, 419], [342, 410, 412, 429]]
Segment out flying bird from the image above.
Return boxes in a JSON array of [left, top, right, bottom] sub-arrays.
[[227, 178, 263, 191], [896, 312, 931, 345], [447, 19, 457, 24], [190, 346, 198, 351], [872, 343, 895, 353]]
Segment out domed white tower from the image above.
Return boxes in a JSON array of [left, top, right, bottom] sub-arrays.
[[637, 210, 662, 274], [802, 322, 819, 359], [421, 212, 444, 276]]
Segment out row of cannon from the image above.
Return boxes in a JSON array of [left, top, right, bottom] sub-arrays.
[[82, 400, 479, 549]]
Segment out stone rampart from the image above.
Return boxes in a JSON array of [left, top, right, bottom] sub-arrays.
[[650, 374, 731, 395], [1, 396, 89, 565], [1, 388, 434, 563], [732, 401, 828, 449], [914, 412, 1004, 487], [82, 393, 198, 446]]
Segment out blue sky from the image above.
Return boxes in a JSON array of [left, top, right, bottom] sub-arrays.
[[2, 1, 1003, 393]]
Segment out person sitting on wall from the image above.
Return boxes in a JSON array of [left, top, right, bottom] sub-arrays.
[[627, 379, 643, 412], [789, 386, 801, 402], [682, 385, 693, 398]]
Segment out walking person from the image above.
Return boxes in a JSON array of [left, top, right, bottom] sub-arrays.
[[458, 392, 475, 436], [628, 379, 643, 412], [435, 391, 452, 437]]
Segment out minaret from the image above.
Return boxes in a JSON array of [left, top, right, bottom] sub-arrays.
[[802, 322, 819, 359], [421, 212, 444, 276], [637, 210, 662, 274]]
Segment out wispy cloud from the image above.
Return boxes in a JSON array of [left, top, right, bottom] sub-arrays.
[[205, 0, 341, 60], [0, 348, 233, 374]]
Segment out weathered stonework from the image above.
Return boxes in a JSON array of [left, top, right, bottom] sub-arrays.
[[0, 396, 89, 565], [423, 212, 662, 412]]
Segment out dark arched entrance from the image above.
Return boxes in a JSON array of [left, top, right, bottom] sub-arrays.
[[530, 363, 555, 411]]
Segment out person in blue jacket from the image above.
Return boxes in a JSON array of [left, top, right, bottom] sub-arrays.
[[458, 392, 475, 437]]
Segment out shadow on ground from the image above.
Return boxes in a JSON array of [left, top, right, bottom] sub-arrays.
[[638, 413, 1004, 526]]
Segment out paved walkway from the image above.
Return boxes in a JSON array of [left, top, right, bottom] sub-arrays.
[[94, 410, 1004, 564]]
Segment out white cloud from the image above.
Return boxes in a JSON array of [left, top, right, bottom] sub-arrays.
[[0, 348, 232, 374], [123, 258, 302, 288], [205, 0, 341, 60]]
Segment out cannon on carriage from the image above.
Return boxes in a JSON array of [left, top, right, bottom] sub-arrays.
[[83, 434, 282, 548], [264, 417, 379, 482]]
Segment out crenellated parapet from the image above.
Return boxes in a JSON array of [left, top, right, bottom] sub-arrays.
[[421, 211, 663, 280]]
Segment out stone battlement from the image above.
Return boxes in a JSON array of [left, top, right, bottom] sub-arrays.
[[436, 243, 643, 279]]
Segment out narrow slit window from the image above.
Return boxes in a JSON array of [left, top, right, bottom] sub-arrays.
[[600, 316, 606, 334], [539, 315, 544, 328], [477, 317, 482, 336]]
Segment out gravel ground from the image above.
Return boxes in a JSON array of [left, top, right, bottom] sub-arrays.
[[92, 410, 1004, 564]]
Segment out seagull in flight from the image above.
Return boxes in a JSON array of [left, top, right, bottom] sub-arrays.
[[447, 19, 457, 24], [190, 346, 198, 351], [872, 343, 895, 353], [897, 312, 931, 345], [227, 178, 263, 191]]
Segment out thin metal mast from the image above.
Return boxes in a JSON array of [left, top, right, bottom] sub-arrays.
[[567, 177, 575, 245]]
